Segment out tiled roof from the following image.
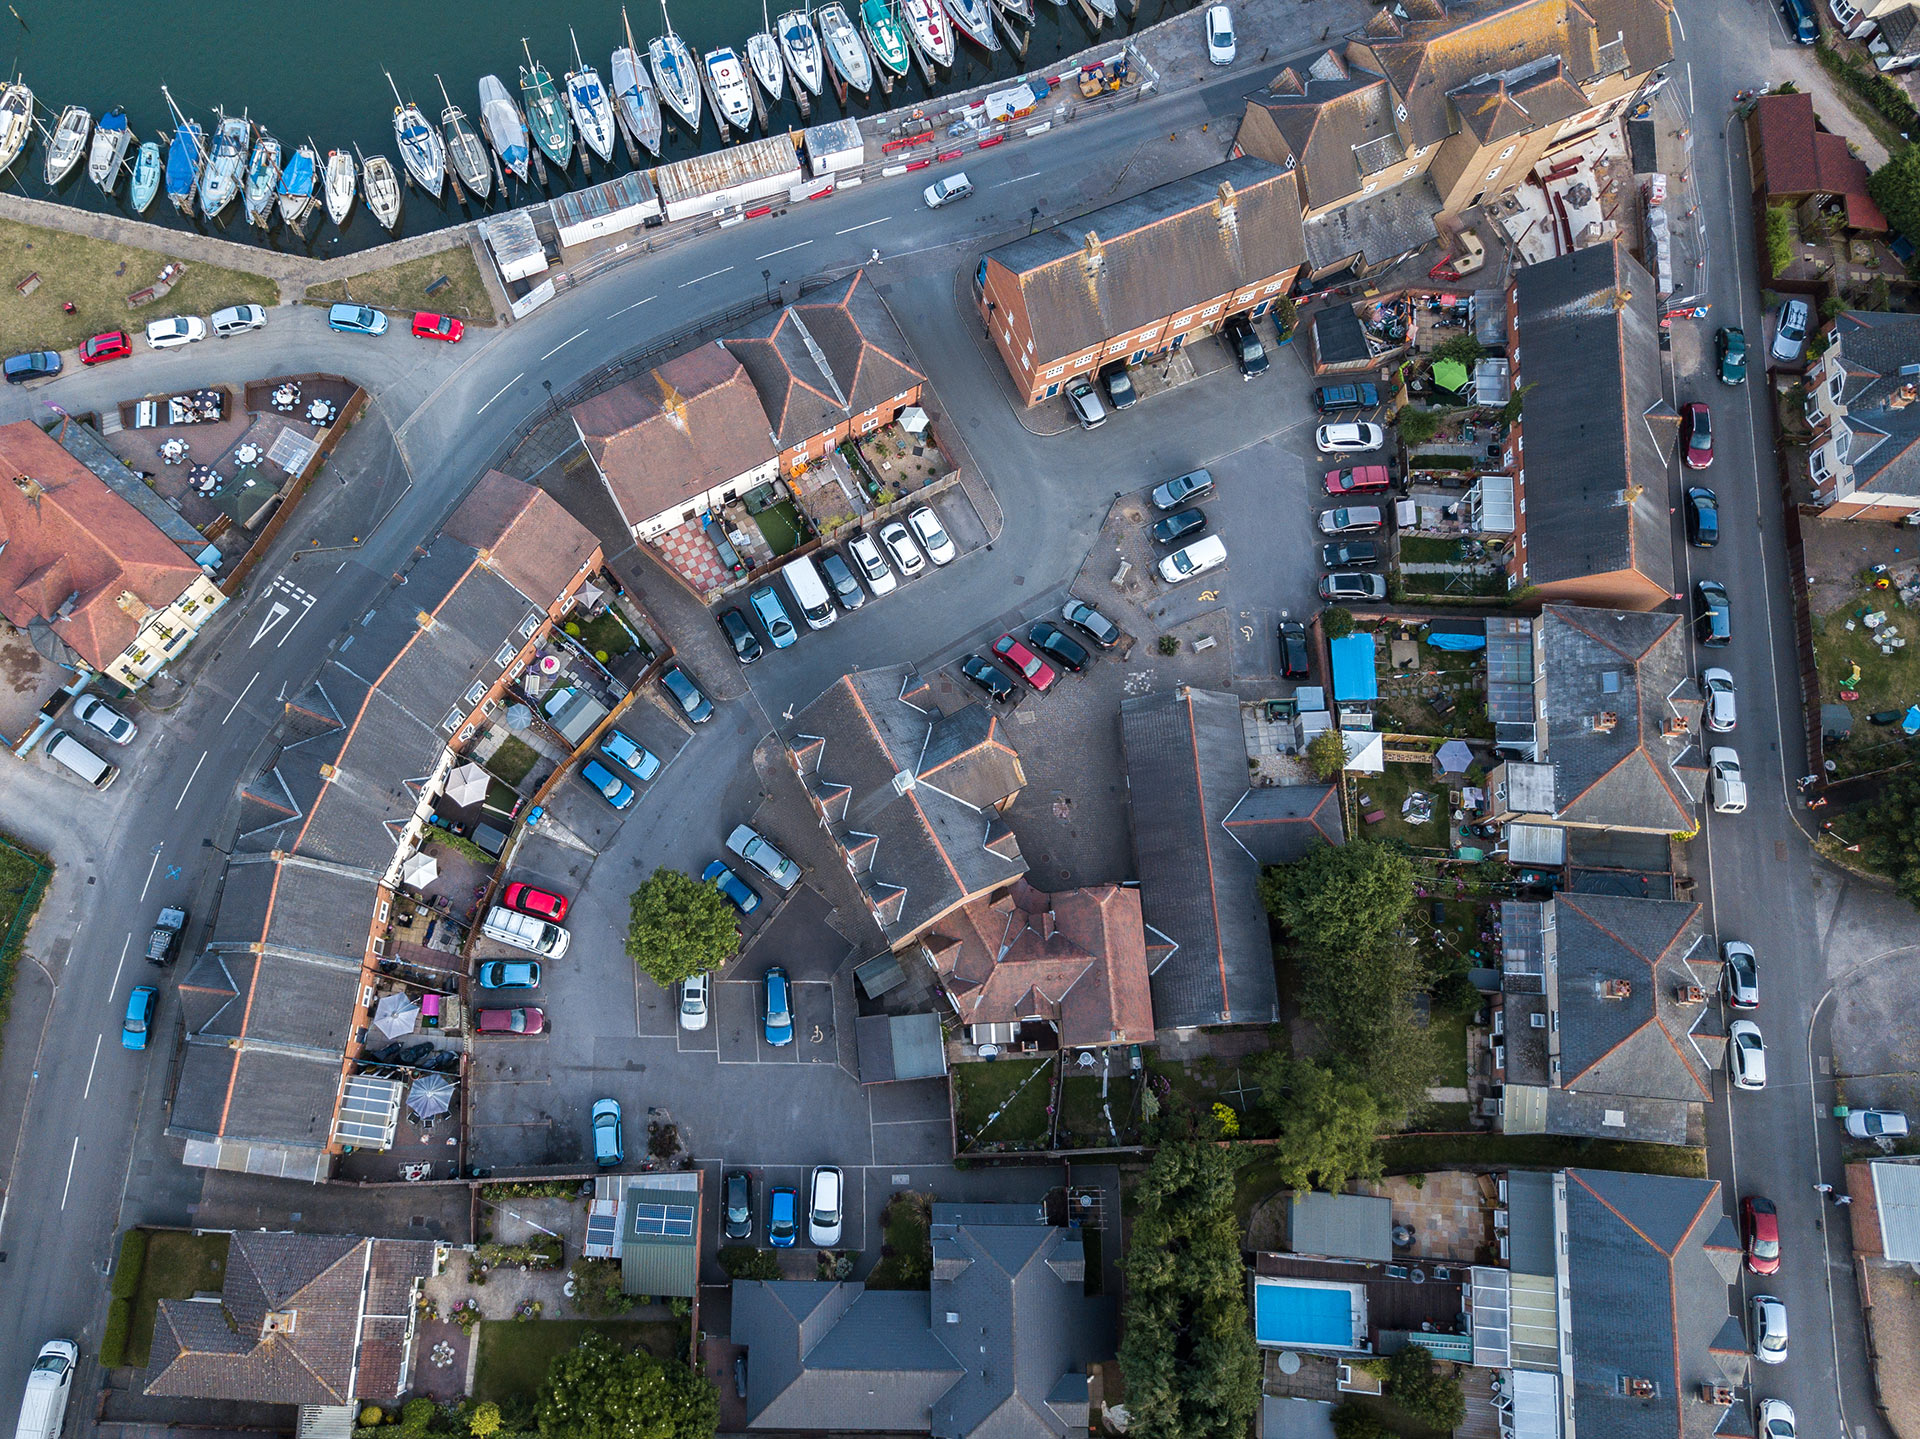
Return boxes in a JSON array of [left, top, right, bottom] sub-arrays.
[[1449, 58, 1589, 143], [1825, 311, 1920, 499], [1221, 784, 1346, 865], [1242, 51, 1410, 212], [443, 469, 601, 609], [1752, 92, 1887, 230]]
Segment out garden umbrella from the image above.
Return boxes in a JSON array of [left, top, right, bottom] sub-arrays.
[[400, 852, 438, 889], [1432, 358, 1471, 393], [407, 1073, 455, 1120], [1436, 740, 1475, 776], [445, 762, 490, 807], [373, 993, 421, 1041]]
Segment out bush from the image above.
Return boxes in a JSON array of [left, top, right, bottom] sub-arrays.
[[1271, 295, 1297, 337], [468, 1404, 502, 1438], [361, 1409, 386, 1427], [400, 1399, 436, 1439], [1765, 206, 1793, 277], [1157, 635, 1180, 656], [1329, 1403, 1390, 1439], [1431, 334, 1484, 366], [568, 1259, 637, 1318], [1396, 408, 1441, 448], [1818, 40, 1919, 131], [719, 1245, 782, 1280], [112, 1229, 148, 1298], [1386, 1347, 1465, 1431], [99, 1299, 132, 1369], [1322, 607, 1355, 640], [1306, 728, 1348, 782]]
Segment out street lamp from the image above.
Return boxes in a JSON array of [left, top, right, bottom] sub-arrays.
[[763, 268, 773, 304], [1028, 205, 1040, 235]]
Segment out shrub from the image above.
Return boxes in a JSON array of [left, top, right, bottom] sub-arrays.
[[468, 1404, 502, 1438], [112, 1229, 148, 1299], [1330, 1401, 1389, 1439], [1431, 334, 1484, 367], [1322, 607, 1355, 640], [1306, 728, 1348, 783], [400, 1399, 436, 1439], [1386, 1347, 1465, 1431], [361, 1408, 386, 1427], [1157, 635, 1180, 656], [1765, 206, 1794, 276], [99, 1299, 132, 1369], [1396, 408, 1442, 448], [564, 621, 581, 637], [1818, 40, 1918, 131], [1209, 1102, 1241, 1137], [720, 1245, 782, 1280], [1271, 295, 1298, 337]]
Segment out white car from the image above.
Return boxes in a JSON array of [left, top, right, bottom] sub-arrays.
[[726, 823, 800, 891], [847, 533, 897, 596], [1702, 667, 1737, 733], [1709, 747, 1747, 814], [72, 694, 137, 744], [210, 303, 268, 337], [145, 315, 207, 349], [808, 1165, 844, 1247], [1758, 1399, 1796, 1439], [1316, 422, 1386, 453], [1728, 1019, 1767, 1091], [1750, 1294, 1788, 1365], [908, 506, 956, 565], [880, 521, 926, 578], [679, 972, 710, 1032], [923, 172, 973, 208], [1205, 3, 1235, 63], [1844, 1108, 1910, 1139]]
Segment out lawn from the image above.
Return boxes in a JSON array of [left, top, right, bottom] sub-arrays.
[[1349, 760, 1450, 850], [126, 1231, 230, 1368], [307, 245, 493, 323], [866, 1192, 932, 1289], [1425, 1007, 1472, 1092], [1399, 568, 1506, 598], [953, 1057, 1053, 1149], [751, 499, 805, 557], [472, 1319, 688, 1405], [0, 219, 279, 356], [485, 735, 541, 788], [1396, 535, 1480, 565], [1057, 1074, 1127, 1147], [566, 609, 638, 660], [1811, 587, 1920, 717]]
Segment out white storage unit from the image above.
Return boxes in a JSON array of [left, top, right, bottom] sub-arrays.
[[478, 210, 550, 283], [802, 118, 863, 177], [552, 172, 662, 247], [656, 136, 804, 220]]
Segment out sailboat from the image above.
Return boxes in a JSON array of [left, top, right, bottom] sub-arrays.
[[477, 75, 532, 182], [160, 86, 204, 216], [748, 4, 786, 108], [565, 29, 617, 164], [703, 46, 753, 133], [43, 105, 91, 187], [388, 72, 446, 197], [199, 108, 252, 219], [520, 38, 573, 169], [324, 148, 357, 225], [901, 0, 955, 66], [242, 131, 282, 226], [777, 10, 825, 96], [860, 0, 911, 78], [88, 107, 133, 194], [359, 145, 402, 230], [0, 81, 31, 175], [437, 75, 491, 200], [278, 142, 318, 228], [945, 0, 999, 49], [129, 140, 162, 212], [650, 1, 702, 132], [992, 0, 1033, 17], [611, 9, 664, 157], [815, 5, 872, 94]]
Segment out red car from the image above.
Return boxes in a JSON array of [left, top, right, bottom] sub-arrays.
[[504, 881, 568, 922], [991, 634, 1057, 692], [1741, 1195, 1780, 1275], [412, 311, 465, 343], [1683, 401, 1713, 469], [79, 330, 132, 365], [1323, 464, 1391, 496], [477, 1006, 546, 1036]]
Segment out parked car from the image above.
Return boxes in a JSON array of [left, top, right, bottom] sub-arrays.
[[1695, 580, 1732, 648], [1684, 486, 1719, 546], [1314, 382, 1380, 413], [1770, 298, 1809, 363], [1159, 535, 1227, 583], [144, 315, 206, 349], [848, 533, 898, 595], [1703, 668, 1737, 733], [1316, 422, 1386, 453], [1742, 1195, 1781, 1276], [1065, 377, 1107, 429], [1101, 361, 1137, 410], [879, 521, 927, 577], [1682, 401, 1713, 469], [1320, 572, 1387, 602], [1750, 1294, 1788, 1365], [909, 506, 956, 565], [601, 729, 661, 782], [1781, 0, 1817, 42], [1324, 464, 1391, 496], [749, 585, 798, 649], [1062, 599, 1121, 648], [768, 1185, 798, 1246], [1150, 468, 1214, 509], [820, 551, 866, 610], [412, 311, 464, 342], [1320, 541, 1380, 569], [702, 860, 760, 915], [1844, 1108, 1911, 1139], [1758, 1400, 1796, 1439], [679, 971, 710, 1032], [724, 1170, 754, 1241], [478, 960, 542, 989], [504, 882, 569, 922], [3, 350, 60, 383], [764, 965, 794, 1046], [1723, 941, 1759, 1009], [78, 330, 131, 364], [1205, 2, 1236, 63], [72, 694, 136, 744], [1318, 505, 1384, 535], [1717, 326, 1748, 384], [1278, 620, 1310, 680], [121, 986, 158, 1051], [719, 607, 764, 664], [477, 1006, 546, 1035], [1223, 314, 1267, 377], [592, 1097, 624, 1166], [809, 1165, 844, 1246], [662, 664, 714, 723], [1728, 1019, 1767, 1090], [923, 171, 973, 208], [580, 758, 635, 811], [327, 302, 389, 336], [211, 304, 268, 337], [1151, 507, 1207, 545], [992, 633, 1058, 692], [961, 654, 1016, 701], [1709, 747, 1747, 814], [727, 823, 800, 890], [1028, 621, 1089, 673]]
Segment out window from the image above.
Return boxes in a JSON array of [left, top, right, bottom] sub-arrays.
[[459, 725, 476, 742], [1829, 374, 1844, 403], [520, 611, 541, 637], [1500, 144, 1517, 160], [1504, 449, 1514, 467], [1485, 166, 1502, 180], [1396, 103, 1408, 120], [443, 708, 463, 733], [1130, 349, 1147, 364], [1043, 382, 1061, 399], [1043, 364, 1065, 379], [496, 642, 516, 667], [1517, 433, 1523, 452], [467, 681, 487, 705], [1404, 164, 1417, 176], [1363, 181, 1376, 194], [1811, 450, 1832, 483], [165, 628, 189, 651], [681, 508, 697, 523]]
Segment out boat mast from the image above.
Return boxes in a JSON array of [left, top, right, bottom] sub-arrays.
[[571, 26, 586, 72], [623, 4, 639, 51]]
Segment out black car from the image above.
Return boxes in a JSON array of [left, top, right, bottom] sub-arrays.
[[1101, 361, 1137, 410], [820, 551, 866, 610], [1224, 314, 1268, 377], [1062, 599, 1121, 649], [961, 654, 1015, 701], [719, 607, 763, 664], [1696, 580, 1732, 647], [1684, 487, 1719, 548], [723, 1170, 754, 1241], [1319, 541, 1380, 569], [1151, 507, 1207, 545], [1278, 620, 1311, 680], [1027, 621, 1090, 674]]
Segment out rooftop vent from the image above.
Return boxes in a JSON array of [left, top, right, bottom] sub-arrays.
[[1601, 978, 1633, 1000], [1591, 711, 1619, 733], [262, 1310, 298, 1337], [891, 769, 917, 796]]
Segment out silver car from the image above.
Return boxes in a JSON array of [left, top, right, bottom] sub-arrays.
[[145, 315, 207, 349], [1315, 422, 1386, 453], [1065, 379, 1107, 430], [726, 823, 800, 890], [1750, 1294, 1788, 1365], [1702, 668, 1736, 732], [72, 694, 137, 744], [848, 534, 897, 596], [880, 521, 926, 578], [1770, 298, 1809, 363], [679, 972, 710, 1032], [908, 506, 955, 565], [210, 303, 268, 337]]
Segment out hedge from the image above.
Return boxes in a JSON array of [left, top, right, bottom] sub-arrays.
[[1766, 206, 1794, 277], [99, 1299, 132, 1369], [1817, 41, 1918, 133], [111, 1229, 148, 1299]]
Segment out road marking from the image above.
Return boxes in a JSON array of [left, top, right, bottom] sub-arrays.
[[60, 1135, 78, 1210], [83, 1034, 103, 1100], [109, 932, 130, 998], [609, 296, 657, 317], [994, 171, 1041, 186], [477, 372, 524, 415], [138, 850, 162, 904], [755, 240, 813, 260], [223, 670, 259, 724], [541, 328, 589, 360], [252, 603, 291, 646], [680, 266, 735, 288], [835, 216, 890, 235], [174, 750, 208, 810]]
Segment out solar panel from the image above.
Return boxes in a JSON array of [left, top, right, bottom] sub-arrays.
[[587, 1213, 620, 1244], [631, 1203, 695, 1238]]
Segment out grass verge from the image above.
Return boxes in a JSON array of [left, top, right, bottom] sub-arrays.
[[1813, 43, 1911, 157], [953, 1057, 1053, 1148], [1810, 584, 1920, 717], [126, 1230, 231, 1368], [565, 610, 636, 659], [0, 834, 51, 1069], [472, 1319, 688, 1405], [867, 1192, 933, 1289], [307, 246, 493, 323], [485, 735, 541, 788], [0, 219, 279, 356]]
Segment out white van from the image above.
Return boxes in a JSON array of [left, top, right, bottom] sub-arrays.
[[15, 1340, 78, 1439], [44, 729, 118, 789], [782, 555, 837, 631], [1158, 534, 1227, 584], [482, 905, 571, 958]]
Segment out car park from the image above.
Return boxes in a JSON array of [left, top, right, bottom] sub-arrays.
[[719, 607, 764, 664], [1717, 326, 1747, 384], [1320, 541, 1379, 569], [1320, 572, 1386, 601], [1223, 314, 1267, 377], [1723, 941, 1758, 1009], [1150, 468, 1214, 509], [727, 823, 800, 890], [662, 664, 714, 723], [1101, 361, 1137, 409], [764, 966, 794, 1046], [1316, 422, 1386, 453], [1159, 534, 1227, 583], [1844, 1108, 1910, 1139], [3, 350, 60, 383], [702, 860, 760, 915], [1682, 402, 1713, 469], [1742, 1195, 1780, 1275], [1062, 599, 1121, 648], [769, 1186, 798, 1246], [1205, 3, 1235, 62], [1684, 487, 1718, 546], [1027, 621, 1089, 673], [1750, 1294, 1788, 1364], [1318, 506, 1384, 535], [121, 986, 158, 1050], [412, 311, 464, 342], [1781, 0, 1817, 41], [880, 521, 926, 577], [1314, 382, 1380, 413], [923, 171, 973, 207], [478, 960, 542, 989], [1278, 620, 1310, 680], [211, 304, 268, 337], [992, 634, 1058, 691], [1728, 1019, 1766, 1090], [1151, 508, 1207, 545], [1771, 298, 1809, 363], [848, 533, 898, 595], [724, 1170, 754, 1241], [820, 551, 866, 610], [1758, 1399, 1796, 1439], [1065, 378, 1107, 430], [79, 330, 131, 364], [1709, 747, 1747, 814], [144, 315, 207, 349], [581, 758, 635, 810], [1324, 464, 1391, 496], [679, 972, 710, 1031], [961, 654, 1015, 701], [601, 729, 661, 782], [505, 882, 568, 922], [809, 1165, 844, 1246], [327, 302, 389, 336], [1702, 668, 1737, 733], [592, 1098, 624, 1165], [72, 694, 137, 744], [477, 1006, 546, 1035], [1695, 581, 1731, 647], [909, 506, 956, 564], [749, 585, 798, 649]]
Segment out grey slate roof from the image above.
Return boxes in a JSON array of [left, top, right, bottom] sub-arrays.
[[1242, 50, 1410, 212], [1222, 784, 1346, 866], [1823, 311, 1920, 500], [1287, 1191, 1392, 1261], [1121, 687, 1281, 1030], [1302, 177, 1444, 273]]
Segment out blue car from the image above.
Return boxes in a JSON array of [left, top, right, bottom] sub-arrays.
[[768, 1185, 798, 1247], [661, 665, 714, 724], [749, 585, 798, 649], [702, 860, 760, 915], [592, 1097, 624, 1167], [601, 729, 661, 781], [122, 986, 158, 1051], [327, 302, 390, 336], [478, 960, 541, 989], [3, 350, 61, 384], [763, 965, 794, 1046], [581, 758, 635, 810]]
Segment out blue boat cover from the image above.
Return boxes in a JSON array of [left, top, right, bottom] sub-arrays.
[[1429, 633, 1486, 652], [278, 150, 314, 196], [98, 110, 128, 132], [1329, 634, 1379, 702], [166, 124, 202, 197]]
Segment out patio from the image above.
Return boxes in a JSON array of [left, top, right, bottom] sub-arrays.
[[856, 421, 947, 496]]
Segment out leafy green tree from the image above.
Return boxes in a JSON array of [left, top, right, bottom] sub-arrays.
[[1850, 769, 1920, 905], [1431, 334, 1484, 367], [399, 1400, 436, 1439], [467, 1404, 502, 1438], [1250, 1056, 1385, 1193], [1329, 1403, 1391, 1439], [1870, 144, 1920, 246], [536, 1335, 717, 1439], [1386, 1346, 1466, 1431], [1118, 1141, 1261, 1439], [625, 868, 740, 988], [1765, 205, 1794, 277], [1260, 842, 1415, 961], [1395, 408, 1442, 448], [1305, 728, 1349, 782], [1322, 607, 1355, 640]]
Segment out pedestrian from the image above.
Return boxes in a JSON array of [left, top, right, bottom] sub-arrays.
[[1835, 1194, 1853, 1206], [869, 247, 882, 265], [1814, 1182, 1834, 1196]]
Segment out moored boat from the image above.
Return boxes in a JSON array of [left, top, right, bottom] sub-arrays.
[[946, 0, 999, 48], [278, 142, 318, 228], [160, 86, 204, 216], [129, 140, 162, 212], [860, 0, 911, 76], [1085, 0, 1115, 15], [650, 1, 702, 131], [199, 108, 252, 219], [359, 147, 402, 230], [477, 75, 532, 182], [777, 10, 825, 96], [566, 29, 617, 164], [437, 75, 491, 200], [43, 105, 90, 186], [88, 106, 133, 194], [611, 11, 664, 158], [816, 5, 872, 93], [388, 72, 446, 198], [324, 148, 357, 225], [243, 131, 282, 225], [0, 81, 31, 175], [902, 0, 955, 66], [703, 46, 753, 133], [520, 38, 573, 169], [748, 4, 786, 105], [992, 0, 1033, 17]]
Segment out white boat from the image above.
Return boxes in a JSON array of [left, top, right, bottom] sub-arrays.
[[611, 10, 664, 157], [902, 0, 955, 67], [748, 3, 786, 104], [477, 74, 532, 182], [242, 130, 282, 226], [88, 107, 134, 194], [198, 109, 253, 219], [0, 82, 31, 175], [324, 148, 357, 225], [777, 10, 825, 96], [438, 76, 492, 200], [388, 72, 446, 198], [815, 5, 872, 93], [43, 105, 91, 187], [1087, 0, 1116, 15], [704, 47, 754, 132], [360, 147, 402, 230], [992, 0, 1033, 17], [651, 1, 703, 131], [946, 0, 999, 50], [566, 29, 617, 163], [277, 142, 319, 229]]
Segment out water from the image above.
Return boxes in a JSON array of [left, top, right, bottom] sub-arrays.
[[0, 0, 1191, 255]]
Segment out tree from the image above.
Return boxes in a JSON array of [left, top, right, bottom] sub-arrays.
[[625, 868, 740, 988], [1251, 1055, 1384, 1193], [1385, 1346, 1466, 1432], [400, 1400, 436, 1439], [719, 1245, 783, 1280], [1431, 334, 1484, 367], [1850, 768, 1920, 905], [1329, 1404, 1391, 1439], [1322, 607, 1355, 640], [1260, 842, 1415, 961], [1118, 1141, 1261, 1439], [1305, 728, 1348, 782], [468, 1404, 502, 1438], [1870, 144, 1920, 246], [1395, 407, 1442, 449], [1764, 205, 1794, 277], [1271, 294, 1298, 337], [536, 1335, 718, 1439]]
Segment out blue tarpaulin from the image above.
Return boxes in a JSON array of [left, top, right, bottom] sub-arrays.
[[1329, 634, 1379, 701], [1429, 633, 1486, 652]]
